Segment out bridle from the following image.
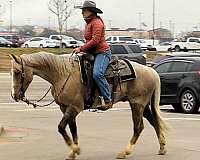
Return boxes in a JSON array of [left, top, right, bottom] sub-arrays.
[[13, 57, 70, 108], [19, 57, 25, 99]]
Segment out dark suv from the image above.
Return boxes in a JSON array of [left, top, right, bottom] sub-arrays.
[[0, 35, 21, 47], [109, 43, 146, 65], [153, 56, 200, 113]]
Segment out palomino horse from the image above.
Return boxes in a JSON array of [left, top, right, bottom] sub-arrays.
[[9, 52, 167, 159]]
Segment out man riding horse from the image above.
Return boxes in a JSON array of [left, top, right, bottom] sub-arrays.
[[74, 1, 113, 110]]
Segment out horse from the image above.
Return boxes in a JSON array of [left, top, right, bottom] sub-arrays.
[[9, 52, 167, 159]]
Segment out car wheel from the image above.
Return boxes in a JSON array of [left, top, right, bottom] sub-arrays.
[[62, 43, 67, 48], [180, 90, 199, 114], [25, 44, 29, 48], [39, 44, 43, 48], [183, 47, 188, 52], [175, 45, 180, 52], [167, 48, 172, 52]]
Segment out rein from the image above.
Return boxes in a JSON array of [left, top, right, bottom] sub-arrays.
[[19, 57, 71, 108]]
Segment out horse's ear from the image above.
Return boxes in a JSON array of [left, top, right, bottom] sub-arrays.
[[9, 54, 21, 64]]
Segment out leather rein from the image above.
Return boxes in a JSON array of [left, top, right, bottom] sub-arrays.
[[18, 57, 70, 108]]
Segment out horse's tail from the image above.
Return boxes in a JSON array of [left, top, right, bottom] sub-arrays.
[[151, 69, 168, 135]]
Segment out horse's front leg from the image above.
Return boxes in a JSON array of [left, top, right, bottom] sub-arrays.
[[67, 118, 80, 159], [58, 106, 80, 159]]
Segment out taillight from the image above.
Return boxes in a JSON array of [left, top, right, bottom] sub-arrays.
[[197, 71, 200, 77]]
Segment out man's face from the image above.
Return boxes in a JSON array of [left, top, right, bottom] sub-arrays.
[[82, 8, 92, 19]]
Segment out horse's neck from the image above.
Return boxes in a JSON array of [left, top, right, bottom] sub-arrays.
[[29, 55, 70, 85], [33, 68, 65, 85]]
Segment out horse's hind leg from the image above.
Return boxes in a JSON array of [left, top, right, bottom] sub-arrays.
[[143, 105, 167, 155], [58, 106, 80, 159], [143, 105, 154, 126], [116, 103, 144, 159]]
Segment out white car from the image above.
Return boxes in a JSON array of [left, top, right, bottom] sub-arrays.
[[171, 37, 200, 52], [132, 39, 154, 51], [22, 37, 60, 48], [106, 36, 136, 44], [49, 35, 83, 48], [154, 42, 171, 51]]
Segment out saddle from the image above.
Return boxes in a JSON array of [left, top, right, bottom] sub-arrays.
[[78, 53, 136, 109]]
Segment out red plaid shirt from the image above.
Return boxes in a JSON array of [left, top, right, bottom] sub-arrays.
[[80, 16, 110, 53]]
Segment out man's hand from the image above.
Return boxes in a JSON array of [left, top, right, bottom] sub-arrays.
[[73, 47, 81, 54]]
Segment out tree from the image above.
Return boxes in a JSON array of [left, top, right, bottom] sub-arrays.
[[48, 0, 75, 33], [18, 25, 36, 37], [38, 28, 60, 37]]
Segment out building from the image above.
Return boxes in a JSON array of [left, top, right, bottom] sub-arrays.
[[106, 27, 173, 42], [106, 28, 149, 39], [148, 28, 173, 42]]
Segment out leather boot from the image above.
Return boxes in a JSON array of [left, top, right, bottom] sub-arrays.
[[97, 100, 113, 111]]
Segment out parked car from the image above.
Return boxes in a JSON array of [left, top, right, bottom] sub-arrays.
[[154, 42, 171, 51], [49, 35, 83, 48], [153, 56, 200, 113], [0, 34, 22, 47], [147, 52, 200, 67], [109, 43, 146, 65], [106, 36, 136, 44], [22, 37, 60, 48], [132, 39, 154, 51], [171, 37, 200, 52], [0, 37, 15, 47], [133, 39, 155, 51]]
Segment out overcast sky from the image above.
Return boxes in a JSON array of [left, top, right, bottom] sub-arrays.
[[0, 0, 200, 34]]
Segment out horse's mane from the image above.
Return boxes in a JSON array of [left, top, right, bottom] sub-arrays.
[[21, 52, 73, 75]]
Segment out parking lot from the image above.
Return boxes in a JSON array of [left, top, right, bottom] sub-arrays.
[[0, 73, 200, 160]]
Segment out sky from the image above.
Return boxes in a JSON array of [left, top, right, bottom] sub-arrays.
[[0, 0, 200, 34]]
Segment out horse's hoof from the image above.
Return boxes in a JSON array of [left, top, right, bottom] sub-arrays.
[[72, 144, 80, 155], [158, 148, 167, 155], [116, 152, 126, 159], [74, 147, 80, 155], [125, 150, 131, 155], [66, 152, 76, 160]]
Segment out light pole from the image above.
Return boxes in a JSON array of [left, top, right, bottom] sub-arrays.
[[9, 0, 13, 33], [138, 12, 142, 38], [152, 0, 155, 45]]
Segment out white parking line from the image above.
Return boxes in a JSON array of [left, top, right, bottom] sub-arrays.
[[15, 108, 60, 112], [165, 117, 200, 121]]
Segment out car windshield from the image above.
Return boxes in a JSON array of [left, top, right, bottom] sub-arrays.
[[62, 36, 73, 40], [139, 40, 146, 43], [128, 45, 143, 53], [0, 37, 9, 42], [119, 37, 133, 41], [152, 55, 172, 63]]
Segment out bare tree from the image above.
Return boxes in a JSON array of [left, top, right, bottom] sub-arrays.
[[48, 0, 75, 33]]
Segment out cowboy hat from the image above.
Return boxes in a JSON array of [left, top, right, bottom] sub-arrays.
[[80, 1, 103, 14]]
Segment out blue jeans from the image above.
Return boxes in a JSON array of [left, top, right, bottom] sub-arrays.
[[93, 50, 112, 101]]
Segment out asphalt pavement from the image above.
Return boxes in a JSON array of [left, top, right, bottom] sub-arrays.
[[0, 73, 200, 160]]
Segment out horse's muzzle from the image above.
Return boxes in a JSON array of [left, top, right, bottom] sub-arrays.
[[11, 91, 24, 102], [11, 93, 19, 102]]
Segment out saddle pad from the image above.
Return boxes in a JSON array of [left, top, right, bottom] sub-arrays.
[[105, 59, 136, 82]]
